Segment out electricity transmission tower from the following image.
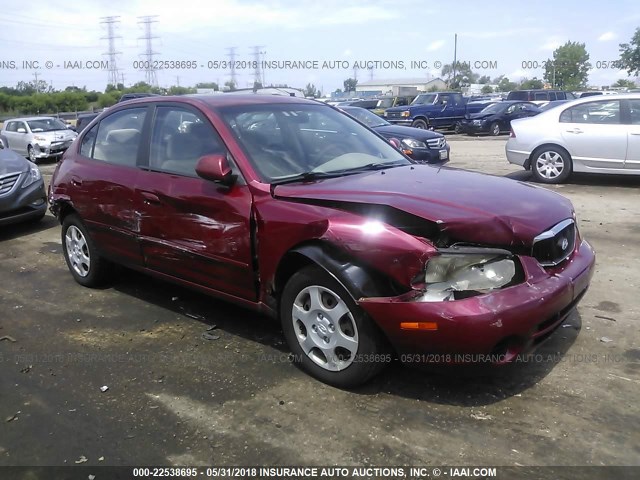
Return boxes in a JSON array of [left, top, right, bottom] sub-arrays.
[[138, 15, 159, 87], [226, 47, 237, 89], [251, 46, 266, 87], [100, 16, 121, 87]]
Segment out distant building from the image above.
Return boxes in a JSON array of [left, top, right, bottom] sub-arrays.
[[463, 83, 500, 95], [355, 77, 447, 94]]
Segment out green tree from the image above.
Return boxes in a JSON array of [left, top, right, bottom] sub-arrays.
[[478, 75, 491, 84], [496, 77, 517, 92], [303, 83, 318, 97], [543, 41, 591, 90], [441, 62, 479, 89], [195, 82, 219, 90], [343, 78, 358, 92], [619, 28, 640, 76], [224, 80, 236, 91], [519, 77, 544, 89], [612, 78, 637, 88], [481, 85, 494, 94]]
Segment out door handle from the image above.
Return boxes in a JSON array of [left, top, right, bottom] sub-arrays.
[[140, 191, 161, 205], [565, 128, 583, 134], [70, 176, 82, 186], [630, 132, 640, 136]]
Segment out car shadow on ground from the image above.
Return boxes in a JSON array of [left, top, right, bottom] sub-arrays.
[[0, 215, 58, 242], [506, 169, 640, 188], [111, 268, 581, 405]]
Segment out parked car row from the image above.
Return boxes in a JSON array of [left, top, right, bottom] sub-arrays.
[[40, 94, 595, 387]]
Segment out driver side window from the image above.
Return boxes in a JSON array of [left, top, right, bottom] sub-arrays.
[[149, 106, 227, 177]]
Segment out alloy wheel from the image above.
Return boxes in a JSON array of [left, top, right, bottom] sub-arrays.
[[65, 225, 91, 277], [535, 151, 565, 180], [291, 285, 358, 371]]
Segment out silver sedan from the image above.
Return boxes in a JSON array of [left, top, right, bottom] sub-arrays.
[[0, 116, 77, 163], [506, 93, 640, 183]]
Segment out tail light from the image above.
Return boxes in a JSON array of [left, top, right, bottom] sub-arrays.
[[510, 127, 516, 138]]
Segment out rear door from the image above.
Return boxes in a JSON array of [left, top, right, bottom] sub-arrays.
[[559, 99, 626, 170], [70, 106, 149, 266], [134, 104, 256, 300]]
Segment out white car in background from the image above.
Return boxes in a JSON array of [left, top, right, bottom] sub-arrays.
[[506, 94, 640, 183]]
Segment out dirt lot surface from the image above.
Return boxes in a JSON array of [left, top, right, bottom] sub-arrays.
[[1, 136, 639, 472]]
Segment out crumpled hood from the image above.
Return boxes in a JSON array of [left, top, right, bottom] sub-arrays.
[[0, 148, 29, 175], [273, 165, 573, 248]]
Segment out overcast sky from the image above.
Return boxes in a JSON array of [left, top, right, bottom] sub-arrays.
[[1, 0, 639, 93]]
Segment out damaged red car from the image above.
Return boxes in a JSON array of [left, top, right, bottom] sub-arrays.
[[49, 95, 595, 387]]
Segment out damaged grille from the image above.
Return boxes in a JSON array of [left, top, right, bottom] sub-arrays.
[[427, 137, 446, 149], [532, 219, 576, 267], [0, 172, 21, 196]]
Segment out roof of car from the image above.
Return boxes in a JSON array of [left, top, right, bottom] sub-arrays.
[[4, 116, 58, 122], [117, 94, 319, 108]]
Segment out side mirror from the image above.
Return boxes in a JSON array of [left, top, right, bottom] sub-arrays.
[[17, 127, 26, 133], [195, 154, 235, 186]]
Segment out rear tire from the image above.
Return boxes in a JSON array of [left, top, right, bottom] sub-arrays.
[[531, 145, 572, 184], [61, 214, 114, 287], [280, 265, 389, 388]]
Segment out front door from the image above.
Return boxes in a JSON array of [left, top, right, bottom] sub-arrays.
[[134, 104, 256, 300]]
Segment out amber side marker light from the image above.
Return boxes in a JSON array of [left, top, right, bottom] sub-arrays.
[[400, 322, 438, 331]]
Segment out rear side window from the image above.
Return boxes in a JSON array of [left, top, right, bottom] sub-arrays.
[[92, 108, 147, 167], [80, 124, 97, 157], [534, 92, 548, 101], [507, 91, 529, 101], [556, 92, 566, 100], [559, 100, 621, 124]]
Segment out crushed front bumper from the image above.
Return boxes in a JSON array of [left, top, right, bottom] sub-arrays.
[[359, 239, 595, 364]]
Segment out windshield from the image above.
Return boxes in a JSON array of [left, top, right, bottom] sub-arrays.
[[220, 103, 408, 183], [480, 103, 507, 114], [27, 118, 68, 132], [342, 107, 389, 128], [411, 94, 437, 105]]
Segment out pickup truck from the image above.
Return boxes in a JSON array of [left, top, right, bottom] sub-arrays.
[[384, 92, 490, 130]]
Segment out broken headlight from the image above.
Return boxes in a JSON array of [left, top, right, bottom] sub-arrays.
[[414, 247, 518, 302]]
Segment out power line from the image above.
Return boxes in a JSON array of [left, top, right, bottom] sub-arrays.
[[100, 16, 122, 87], [138, 15, 160, 87]]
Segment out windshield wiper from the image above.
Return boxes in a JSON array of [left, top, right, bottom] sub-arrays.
[[338, 160, 408, 173], [270, 171, 346, 186]]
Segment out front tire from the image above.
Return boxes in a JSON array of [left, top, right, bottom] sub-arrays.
[[61, 214, 114, 287], [489, 122, 500, 136], [531, 145, 572, 184], [280, 265, 388, 388], [28, 145, 38, 164], [411, 119, 428, 130]]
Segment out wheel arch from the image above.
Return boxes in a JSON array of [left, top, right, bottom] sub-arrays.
[[273, 241, 399, 307], [525, 142, 572, 170]]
